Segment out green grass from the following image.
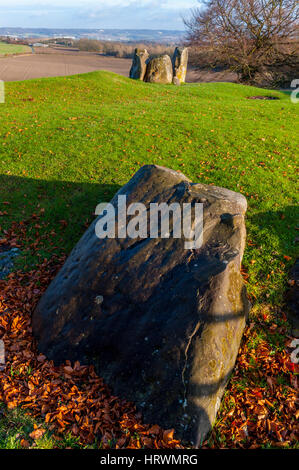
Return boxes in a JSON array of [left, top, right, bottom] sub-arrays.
[[0, 41, 31, 55], [0, 72, 298, 448]]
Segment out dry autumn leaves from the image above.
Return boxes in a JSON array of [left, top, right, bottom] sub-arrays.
[[0, 259, 183, 449], [0, 220, 298, 449]]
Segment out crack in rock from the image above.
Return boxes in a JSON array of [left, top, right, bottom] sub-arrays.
[[181, 320, 201, 409]]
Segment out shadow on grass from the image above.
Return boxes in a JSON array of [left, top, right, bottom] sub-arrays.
[[0, 174, 121, 259]]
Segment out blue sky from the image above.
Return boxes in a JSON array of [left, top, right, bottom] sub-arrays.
[[0, 1, 200, 30]]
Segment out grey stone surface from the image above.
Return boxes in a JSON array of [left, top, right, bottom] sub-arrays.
[[33, 165, 249, 446], [0, 248, 20, 279], [173, 76, 181, 86]]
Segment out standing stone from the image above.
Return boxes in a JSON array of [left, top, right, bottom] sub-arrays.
[[0, 247, 20, 280], [172, 47, 189, 84], [129, 48, 149, 81], [144, 55, 173, 84], [32, 165, 250, 446]]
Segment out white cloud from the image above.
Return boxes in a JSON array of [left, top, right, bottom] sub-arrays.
[[0, 0, 200, 29]]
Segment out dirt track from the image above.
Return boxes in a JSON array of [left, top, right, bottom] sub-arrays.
[[0, 49, 237, 83]]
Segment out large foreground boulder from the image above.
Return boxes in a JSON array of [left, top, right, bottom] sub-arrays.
[[129, 48, 149, 81], [286, 259, 299, 337], [32, 165, 249, 446], [144, 55, 173, 84], [172, 47, 189, 85]]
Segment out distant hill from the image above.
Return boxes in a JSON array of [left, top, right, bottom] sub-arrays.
[[0, 27, 185, 44]]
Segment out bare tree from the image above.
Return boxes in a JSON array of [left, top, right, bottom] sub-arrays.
[[185, 0, 299, 84]]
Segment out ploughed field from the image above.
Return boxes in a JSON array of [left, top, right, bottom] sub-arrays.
[[0, 48, 236, 83], [0, 72, 298, 449]]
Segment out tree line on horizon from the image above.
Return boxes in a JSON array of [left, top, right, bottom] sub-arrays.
[[74, 39, 175, 60]]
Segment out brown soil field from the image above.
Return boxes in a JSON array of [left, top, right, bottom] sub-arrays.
[[0, 51, 131, 82], [0, 48, 237, 83]]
